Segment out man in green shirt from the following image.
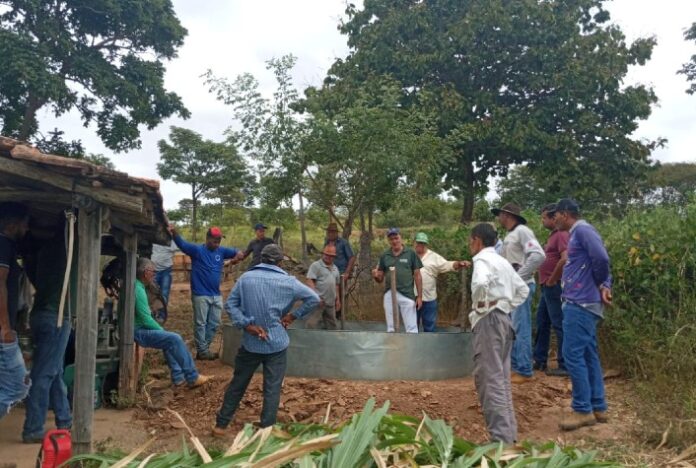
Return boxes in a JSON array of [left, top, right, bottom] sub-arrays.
[[134, 258, 208, 388], [372, 228, 423, 333]]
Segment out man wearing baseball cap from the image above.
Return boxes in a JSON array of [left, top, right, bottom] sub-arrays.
[[324, 222, 355, 319], [170, 224, 243, 360], [371, 228, 423, 333], [241, 223, 275, 268], [413, 232, 469, 332], [491, 202, 546, 383], [554, 198, 612, 431]]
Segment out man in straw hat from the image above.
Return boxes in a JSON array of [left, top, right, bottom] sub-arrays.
[[306, 244, 341, 329], [491, 203, 545, 383]]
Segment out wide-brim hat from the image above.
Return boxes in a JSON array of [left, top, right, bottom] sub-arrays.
[[326, 222, 339, 232], [322, 245, 337, 257], [491, 203, 527, 225]]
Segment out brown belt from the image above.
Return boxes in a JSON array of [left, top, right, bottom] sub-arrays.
[[476, 300, 498, 309]]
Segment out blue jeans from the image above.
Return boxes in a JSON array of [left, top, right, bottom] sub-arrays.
[[134, 328, 198, 385], [22, 313, 72, 439], [155, 268, 172, 304], [511, 282, 536, 377], [0, 338, 30, 419], [562, 303, 607, 414], [192, 295, 223, 355], [417, 300, 438, 332], [533, 284, 565, 369], [216, 347, 287, 428]]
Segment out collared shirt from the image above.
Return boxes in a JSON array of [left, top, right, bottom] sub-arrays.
[[306, 259, 340, 303], [0, 233, 21, 330], [244, 237, 275, 267], [470, 247, 529, 330], [324, 237, 354, 274], [561, 220, 612, 318], [378, 247, 423, 300], [501, 224, 545, 283], [173, 234, 239, 296], [538, 230, 569, 284], [415, 249, 456, 302], [225, 263, 319, 354], [151, 240, 179, 271], [134, 280, 163, 331]]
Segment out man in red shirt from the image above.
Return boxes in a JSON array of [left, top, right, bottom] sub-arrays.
[[533, 204, 570, 376]]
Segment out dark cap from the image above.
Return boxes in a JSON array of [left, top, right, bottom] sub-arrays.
[[386, 227, 400, 237], [207, 226, 225, 238], [491, 203, 527, 225], [541, 203, 558, 215], [556, 198, 580, 214], [254, 223, 268, 230], [261, 244, 284, 264]]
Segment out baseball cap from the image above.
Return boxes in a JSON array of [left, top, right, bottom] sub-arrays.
[[254, 223, 268, 230], [207, 226, 225, 238], [555, 198, 580, 214], [415, 232, 429, 244], [261, 244, 284, 263], [386, 227, 400, 237]]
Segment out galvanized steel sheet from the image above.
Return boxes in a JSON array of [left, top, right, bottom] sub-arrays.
[[222, 321, 474, 381]]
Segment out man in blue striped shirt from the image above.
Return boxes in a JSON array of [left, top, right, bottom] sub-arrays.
[[213, 244, 319, 435]]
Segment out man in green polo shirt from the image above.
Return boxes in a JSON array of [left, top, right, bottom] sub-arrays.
[[372, 228, 423, 333]]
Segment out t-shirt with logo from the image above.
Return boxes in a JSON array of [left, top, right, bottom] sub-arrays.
[[378, 247, 423, 300], [173, 234, 239, 296], [0, 233, 21, 330]]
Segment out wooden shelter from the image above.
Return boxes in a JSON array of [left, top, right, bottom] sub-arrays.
[[0, 136, 170, 454]]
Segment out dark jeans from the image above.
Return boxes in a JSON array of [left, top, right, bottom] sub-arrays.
[[134, 328, 198, 385], [155, 267, 172, 304], [216, 347, 287, 428], [23, 313, 72, 439], [417, 300, 438, 332], [562, 303, 607, 414], [0, 338, 30, 419], [533, 284, 565, 369]]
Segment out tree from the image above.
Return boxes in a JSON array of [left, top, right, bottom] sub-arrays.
[[329, 0, 659, 222], [204, 55, 311, 262], [645, 162, 696, 205], [0, 0, 189, 151], [35, 128, 115, 169], [680, 22, 696, 94], [157, 127, 249, 240]]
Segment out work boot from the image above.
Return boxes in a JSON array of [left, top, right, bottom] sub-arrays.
[[533, 362, 547, 371], [511, 372, 533, 384], [196, 351, 219, 361], [188, 375, 211, 388], [594, 411, 609, 423], [559, 411, 596, 431], [545, 367, 569, 377], [211, 426, 227, 438]]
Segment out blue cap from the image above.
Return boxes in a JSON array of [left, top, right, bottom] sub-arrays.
[[386, 227, 400, 237], [556, 198, 580, 214], [254, 223, 268, 230]]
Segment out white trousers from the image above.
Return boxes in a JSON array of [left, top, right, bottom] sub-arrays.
[[383, 291, 418, 333]]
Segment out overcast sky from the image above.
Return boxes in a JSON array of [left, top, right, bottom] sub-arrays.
[[38, 0, 696, 209]]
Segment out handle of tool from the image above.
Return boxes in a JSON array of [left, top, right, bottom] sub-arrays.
[[57, 211, 76, 328], [340, 275, 346, 330], [389, 267, 399, 332]]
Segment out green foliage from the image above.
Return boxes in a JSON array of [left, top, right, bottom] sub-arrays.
[[645, 162, 696, 205], [0, 0, 189, 150], [329, 0, 659, 221], [69, 399, 617, 467], [157, 127, 250, 239], [34, 128, 115, 169], [679, 22, 696, 94]]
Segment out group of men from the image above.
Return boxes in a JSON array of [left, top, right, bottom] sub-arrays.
[[0, 197, 612, 447]]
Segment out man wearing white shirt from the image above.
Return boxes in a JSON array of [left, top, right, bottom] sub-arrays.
[[469, 223, 529, 444], [413, 232, 467, 331]]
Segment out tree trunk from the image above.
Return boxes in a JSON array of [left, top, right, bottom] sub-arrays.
[[191, 187, 198, 242], [459, 159, 476, 225], [298, 190, 308, 265], [18, 93, 43, 141], [358, 210, 373, 286], [343, 211, 355, 240]]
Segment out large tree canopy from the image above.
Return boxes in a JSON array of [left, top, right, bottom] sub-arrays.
[[0, 0, 189, 151], [680, 22, 696, 94], [329, 0, 659, 222]]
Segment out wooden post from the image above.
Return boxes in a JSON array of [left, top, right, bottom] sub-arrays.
[[340, 276, 346, 330], [118, 233, 138, 403], [389, 267, 399, 332], [456, 268, 471, 330], [72, 201, 102, 455]]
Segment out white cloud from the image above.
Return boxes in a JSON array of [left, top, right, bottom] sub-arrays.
[[36, 0, 696, 209]]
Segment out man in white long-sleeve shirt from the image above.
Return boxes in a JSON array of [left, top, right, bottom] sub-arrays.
[[469, 223, 529, 444], [492, 203, 545, 383]]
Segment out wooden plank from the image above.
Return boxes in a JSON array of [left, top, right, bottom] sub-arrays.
[[10, 143, 128, 177], [72, 202, 102, 455], [118, 233, 138, 404], [0, 189, 73, 204], [0, 157, 143, 213]]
